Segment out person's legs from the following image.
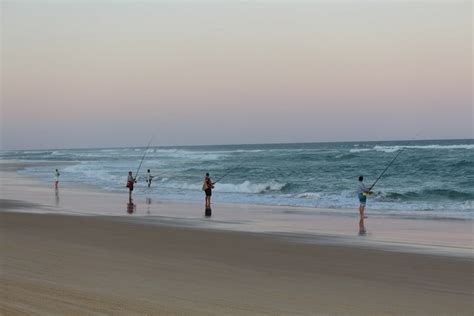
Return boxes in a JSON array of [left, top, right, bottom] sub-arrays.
[[55, 181, 58, 189], [359, 204, 366, 231]]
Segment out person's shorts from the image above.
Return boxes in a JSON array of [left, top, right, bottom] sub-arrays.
[[358, 193, 367, 205], [205, 189, 212, 197]]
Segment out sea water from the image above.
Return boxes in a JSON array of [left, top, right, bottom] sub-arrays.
[[2, 139, 473, 220]]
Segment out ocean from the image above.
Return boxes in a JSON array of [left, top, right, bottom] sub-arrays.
[[1, 139, 473, 220]]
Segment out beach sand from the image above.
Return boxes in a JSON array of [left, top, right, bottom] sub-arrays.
[[1, 162, 473, 315], [1, 212, 473, 315]]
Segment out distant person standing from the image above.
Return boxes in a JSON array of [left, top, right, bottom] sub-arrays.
[[357, 176, 371, 233], [202, 173, 215, 216], [54, 169, 60, 189], [126, 171, 136, 201], [145, 169, 154, 188]]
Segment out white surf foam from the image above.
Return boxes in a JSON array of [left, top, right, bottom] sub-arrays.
[[374, 144, 474, 153], [349, 148, 371, 153]]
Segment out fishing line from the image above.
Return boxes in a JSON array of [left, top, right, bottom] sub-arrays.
[[213, 161, 246, 184], [134, 135, 154, 181], [369, 131, 421, 191]]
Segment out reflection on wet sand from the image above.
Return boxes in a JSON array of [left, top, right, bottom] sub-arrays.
[[127, 200, 136, 214], [146, 197, 152, 215], [54, 187, 60, 207]]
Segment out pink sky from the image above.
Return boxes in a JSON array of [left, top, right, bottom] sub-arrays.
[[1, 1, 472, 149]]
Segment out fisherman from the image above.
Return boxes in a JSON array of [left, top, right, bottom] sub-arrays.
[[126, 171, 136, 202], [145, 169, 154, 188], [202, 172, 215, 216], [357, 176, 371, 233], [54, 169, 60, 189]]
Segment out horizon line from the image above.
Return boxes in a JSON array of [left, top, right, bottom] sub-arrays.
[[1, 137, 472, 152]]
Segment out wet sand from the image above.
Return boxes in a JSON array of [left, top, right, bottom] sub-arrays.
[[1, 211, 473, 315], [1, 161, 473, 314]]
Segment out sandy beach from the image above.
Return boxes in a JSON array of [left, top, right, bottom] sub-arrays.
[[1, 211, 472, 315], [3, 0, 472, 313], [1, 162, 473, 315]]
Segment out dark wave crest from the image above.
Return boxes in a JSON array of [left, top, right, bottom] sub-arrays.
[[379, 189, 473, 202]]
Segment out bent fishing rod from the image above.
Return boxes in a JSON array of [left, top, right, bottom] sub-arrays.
[[369, 131, 421, 191], [134, 136, 154, 181]]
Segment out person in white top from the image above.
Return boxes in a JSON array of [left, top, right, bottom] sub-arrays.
[[357, 176, 371, 233], [145, 169, 154, 188], [54, 169, 60, 189]]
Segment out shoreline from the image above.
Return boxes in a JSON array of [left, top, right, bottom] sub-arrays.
[[1, 161, 473, 257], [1, 160, 473, 314], [6, 158, 472, 221]]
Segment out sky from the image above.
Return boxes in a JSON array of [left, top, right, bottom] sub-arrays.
[[1, 0, 472, 150]]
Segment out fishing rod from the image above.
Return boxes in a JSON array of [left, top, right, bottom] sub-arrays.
[[213, 161, 246, 184], [134, 136, 154, 181], [368, 131, 421, 191], [368, 147, 405, 191]]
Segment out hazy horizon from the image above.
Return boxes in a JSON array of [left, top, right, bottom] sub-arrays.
[[1, 136, 472, 152], [1, 1, 472, 150]]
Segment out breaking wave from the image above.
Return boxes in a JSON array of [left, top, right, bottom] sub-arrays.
[[374, 144, 474, 153], [214, 181, 288, 194], [172, 180, 288, 194], [296, 192, 322, 199], [349, 148, 371, 153]]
